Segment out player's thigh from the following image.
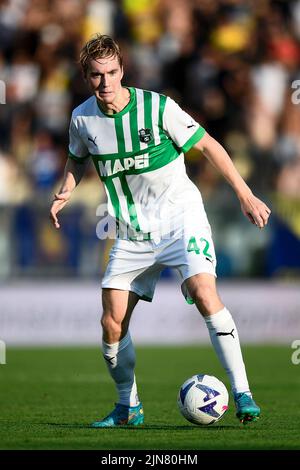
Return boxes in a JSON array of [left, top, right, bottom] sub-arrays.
[[184, 273, 223, 316], [101, 288, 140, 331]]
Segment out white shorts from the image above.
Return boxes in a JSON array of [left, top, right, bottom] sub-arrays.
[[102, 222, 217, 303]]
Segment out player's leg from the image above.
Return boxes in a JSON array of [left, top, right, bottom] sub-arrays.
[[92, 288, 144, 427], [101, 287, 138, 343], [93, 238, 162, 427], [184, 273, 260, 423]]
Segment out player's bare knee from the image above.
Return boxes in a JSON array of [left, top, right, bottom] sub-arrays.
[[192, 284, 219, 314], [101, 314, 122, 337]]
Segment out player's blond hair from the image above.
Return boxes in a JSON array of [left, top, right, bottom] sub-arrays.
[[79, 34, 123, 77]]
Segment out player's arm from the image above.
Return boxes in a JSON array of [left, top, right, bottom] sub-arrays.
[[194, 132, 271, 228], [50, 115, 90, 229], [50, 157, 89, 229]]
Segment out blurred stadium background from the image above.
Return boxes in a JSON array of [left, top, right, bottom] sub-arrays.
[[0, 0, 300, 346]]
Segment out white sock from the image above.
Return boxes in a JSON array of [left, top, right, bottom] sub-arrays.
[[102, 331, 140, 407], [204, 307, 251, 395]]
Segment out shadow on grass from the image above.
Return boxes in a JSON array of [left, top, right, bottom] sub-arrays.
[[43, 422, 237, 430]]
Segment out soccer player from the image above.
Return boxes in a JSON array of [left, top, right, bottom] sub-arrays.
[[50, 34, 271, 426]]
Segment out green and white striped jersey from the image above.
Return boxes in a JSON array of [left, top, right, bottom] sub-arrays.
[[68, 87, 207, 239]]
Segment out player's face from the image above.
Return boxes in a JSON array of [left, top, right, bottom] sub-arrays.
[[86, 56, 124, 105]]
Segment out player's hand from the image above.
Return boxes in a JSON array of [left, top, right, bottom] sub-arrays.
[[50, 191, 72, 229], [239, 193, 271, 229]]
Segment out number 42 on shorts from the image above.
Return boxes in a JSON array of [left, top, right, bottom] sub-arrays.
[[187, 236, 212, 258]]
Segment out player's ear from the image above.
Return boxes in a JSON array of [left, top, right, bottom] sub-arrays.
[[120, 66, 124, 80]]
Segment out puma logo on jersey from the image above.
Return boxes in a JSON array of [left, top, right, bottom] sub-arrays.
[[88, 136, 97, 145], [98, 154, 149, 177]]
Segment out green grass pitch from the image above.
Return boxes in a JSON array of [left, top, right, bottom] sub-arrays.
[[0, 345, 300, 450]]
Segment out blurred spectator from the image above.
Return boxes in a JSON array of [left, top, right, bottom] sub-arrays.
[[0, 150, 18, 204], [28, 130, 60, 195], [0, 0, 299, 278]]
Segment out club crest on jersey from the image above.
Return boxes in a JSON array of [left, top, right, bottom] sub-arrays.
[[138, 128, 153, 143]]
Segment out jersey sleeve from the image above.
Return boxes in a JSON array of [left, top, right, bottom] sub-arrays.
[[68, 117, 90, 163], [162, 97, 206, 153]]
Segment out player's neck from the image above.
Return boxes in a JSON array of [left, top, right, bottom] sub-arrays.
[[98, 87, 130, 115]]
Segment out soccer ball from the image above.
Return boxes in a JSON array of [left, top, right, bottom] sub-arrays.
[[177, 374, 229, 425]]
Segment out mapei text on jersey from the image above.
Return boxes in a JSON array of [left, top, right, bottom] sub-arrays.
[[98, 154, 149, 177]]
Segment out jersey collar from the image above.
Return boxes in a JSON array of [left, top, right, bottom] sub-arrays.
[[96, 87, 135, 118]]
